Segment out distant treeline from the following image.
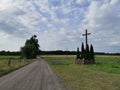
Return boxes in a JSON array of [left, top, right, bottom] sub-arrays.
[[0, 51, 21, 56], [39, 50, 77, 55], [0, 50, 120, 56], [95, 52, 120, 55]]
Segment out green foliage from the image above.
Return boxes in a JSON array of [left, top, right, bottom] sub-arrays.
[[21, 35, 40, 59], [90, 44, 93, 59], [90, 44, 95, 62], [81, 42, 85, 58], [85, 44, 90, 59], [21, 44, 35, 59], [76, 47, 80, 59], [80, 43, 95, 63]]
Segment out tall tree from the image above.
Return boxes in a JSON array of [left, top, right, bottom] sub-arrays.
[[21, 35, 40, 59], [76, 47, 80, 59], [81, 42, 85, 58], [85, 44, 90, 59], [90, 44, 95, 60]]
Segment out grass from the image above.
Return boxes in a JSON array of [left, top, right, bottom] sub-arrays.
[[0, 56, 34, 77], [87, 55, 120, 74], [42, 55, 120, 90], [0, 55, 20, 59]]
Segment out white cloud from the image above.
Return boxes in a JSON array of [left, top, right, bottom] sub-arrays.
[[110, 0, 119, 5], [0, 0, 13, 11], [76, 0, 86, 4], [0, 0, 119, 52], [109, 41, 120, 46], [81, 0, 120, 52], [0, 30, 26, 51]]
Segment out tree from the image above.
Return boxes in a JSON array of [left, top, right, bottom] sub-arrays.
[[76, 47, 80, 59], [90, 44, 95, 63], [81, 42, 85, 58], [21, 35, 40, 59], [85, 44, 90, 59]]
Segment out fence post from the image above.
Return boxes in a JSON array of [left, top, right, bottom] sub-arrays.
[[8, 59, 11, 66]]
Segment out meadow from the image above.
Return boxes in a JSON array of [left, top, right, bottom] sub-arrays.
[[0, 55, 34, 77], [42, 55, 120, 90]]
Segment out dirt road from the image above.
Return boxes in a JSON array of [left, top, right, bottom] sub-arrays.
[[0, 59, 62, 90]]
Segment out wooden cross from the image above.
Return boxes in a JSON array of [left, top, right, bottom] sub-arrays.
[[82, 29, 91, 49]]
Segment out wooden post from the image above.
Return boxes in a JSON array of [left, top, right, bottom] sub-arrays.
[[8, 59, 11, 66]]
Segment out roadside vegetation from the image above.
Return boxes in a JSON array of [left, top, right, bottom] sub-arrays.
[[42, 55, 120, 90], [0, 56, 34, 77], [21, 35, 40, 59], [0, 35, 40, 77]]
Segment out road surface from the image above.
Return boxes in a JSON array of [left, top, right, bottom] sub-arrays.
[[0, 58, 62, 90]]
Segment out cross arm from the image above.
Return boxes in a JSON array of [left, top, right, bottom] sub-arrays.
[[82, 33, 91, 36]]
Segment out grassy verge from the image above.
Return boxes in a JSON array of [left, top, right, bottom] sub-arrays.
[[42, 55, 120, 90], [0, 56, 34, 77]]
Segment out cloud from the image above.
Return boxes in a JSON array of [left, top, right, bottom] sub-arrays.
[[81, 0, 120, 52], [0, 0, 119, 52]]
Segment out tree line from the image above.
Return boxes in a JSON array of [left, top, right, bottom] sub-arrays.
[[0, 50, 119, 56]]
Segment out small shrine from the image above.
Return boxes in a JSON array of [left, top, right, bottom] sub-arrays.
[[75, 29, 95, 64]]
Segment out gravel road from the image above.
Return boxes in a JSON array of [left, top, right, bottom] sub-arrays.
[[0, 58, 62, 90]]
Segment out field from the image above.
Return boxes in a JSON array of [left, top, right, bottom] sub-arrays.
[[0, 56, 34, 77], [42, 55, 120, 90]]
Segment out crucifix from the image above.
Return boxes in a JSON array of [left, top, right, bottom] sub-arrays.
[[82, 29, 91, 49]]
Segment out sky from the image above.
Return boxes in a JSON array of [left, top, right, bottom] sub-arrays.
[[0, 0, 120, 53]]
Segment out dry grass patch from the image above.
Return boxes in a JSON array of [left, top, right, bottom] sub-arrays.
[[0, 56, 34, 77]]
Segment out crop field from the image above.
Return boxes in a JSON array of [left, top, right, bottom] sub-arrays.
[[0, 56, 34, 77], [42, 55, 120, 90]]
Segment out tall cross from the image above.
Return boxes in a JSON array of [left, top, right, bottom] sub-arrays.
[[82, 29, 91, 49]]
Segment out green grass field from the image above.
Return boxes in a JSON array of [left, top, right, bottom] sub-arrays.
[[0, 55, 20, 59], [42, 55, 120, 90], [0, 56, 34, 77]]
